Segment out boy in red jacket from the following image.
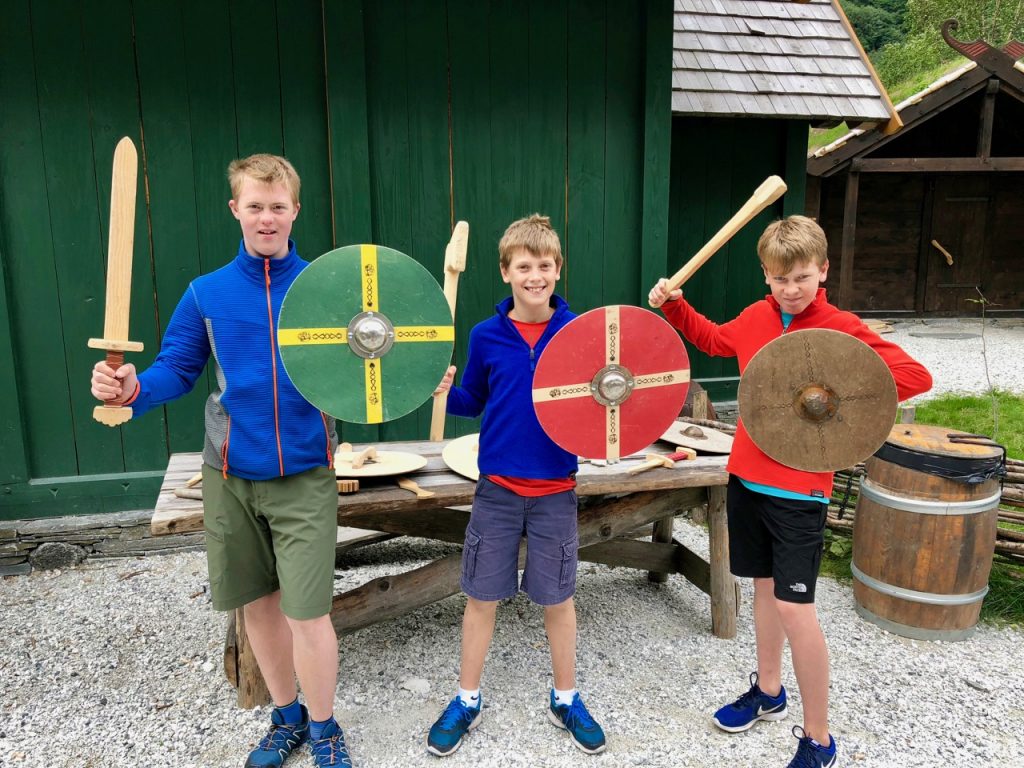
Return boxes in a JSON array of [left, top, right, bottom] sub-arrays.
[[649, 215, 931, 768]]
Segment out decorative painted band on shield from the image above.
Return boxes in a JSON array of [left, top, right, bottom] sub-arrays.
[[278, 244, 455, 424], [532, 305, 690, 462]]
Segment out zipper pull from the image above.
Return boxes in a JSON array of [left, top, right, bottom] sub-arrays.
[[264, 257, 271, 287], [530, 347, 536, 371]]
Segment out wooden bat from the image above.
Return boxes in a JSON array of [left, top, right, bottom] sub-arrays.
[[652, 175, 787, 304], [430, 221, 469, 441], [626, 448, 697, 475]]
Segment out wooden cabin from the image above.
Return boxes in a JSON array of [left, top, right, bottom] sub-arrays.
[[807, 22, 1024, 316], [0, 0, 897, 520]]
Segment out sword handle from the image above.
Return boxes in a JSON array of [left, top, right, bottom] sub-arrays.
[[93, 349, 133, 427]]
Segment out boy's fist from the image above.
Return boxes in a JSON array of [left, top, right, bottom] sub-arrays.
[[91, 360, 139, 405], [433, 365, 456, 396], [648, 278, 682, 308]]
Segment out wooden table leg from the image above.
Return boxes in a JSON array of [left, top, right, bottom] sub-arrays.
[[707, 485, 737, 638], [648, 516, 674, 583]]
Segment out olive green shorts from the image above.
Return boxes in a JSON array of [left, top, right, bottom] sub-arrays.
[[201, 464, 337, 620]]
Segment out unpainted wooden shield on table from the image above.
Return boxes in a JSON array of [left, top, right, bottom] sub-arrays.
[[334, 448, 428, 478], [532, 305, 690, 461], [278, 244, 454, 424], [442, 433, 480, 481], [738, 329, 897, 472], [659, 420, 734, 454]]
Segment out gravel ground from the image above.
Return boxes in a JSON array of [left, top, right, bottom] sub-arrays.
[[2, 317, 1022, 768]]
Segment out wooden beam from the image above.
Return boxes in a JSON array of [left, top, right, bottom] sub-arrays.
[[829, 0, 902, 135], [839, 170, 860, 310], [977, 79, 999, 160], [851, 157, 1024, 173], [580, 537, 711, 595], [914, 179, 936, 314]]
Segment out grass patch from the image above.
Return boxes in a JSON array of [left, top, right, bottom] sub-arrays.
[[826, 390, 1024, 626]]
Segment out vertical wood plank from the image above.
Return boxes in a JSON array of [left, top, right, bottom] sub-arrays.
[[81, 0, 167, 473], [640, 0, 672, 304], [840, 170, 861, 310], [134, 2, 208, 454], [229, 0, 285, 155], [31, 0, 124, 475], [323, 0, 379, 444], [566, 0, 607, 310]]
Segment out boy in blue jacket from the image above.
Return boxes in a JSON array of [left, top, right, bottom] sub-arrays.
[[90, 155, 351, 768], [425, 214, 606, 757]]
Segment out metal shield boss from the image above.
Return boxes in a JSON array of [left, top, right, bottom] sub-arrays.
[[532, 305, 690, 461], [738, 328, 898, 472], [278, 244, 454, 424]]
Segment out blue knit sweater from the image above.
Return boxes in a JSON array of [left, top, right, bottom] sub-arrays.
[[133, 240, 335, 480], [447, 295, 577, 479]]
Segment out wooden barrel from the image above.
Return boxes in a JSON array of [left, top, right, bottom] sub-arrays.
[[852, 424, 1003, 641]]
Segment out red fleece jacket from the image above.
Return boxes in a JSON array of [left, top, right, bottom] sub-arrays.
[[662, 289, 933, 497]]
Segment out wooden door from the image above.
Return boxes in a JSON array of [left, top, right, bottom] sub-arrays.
[[924, 176, 990, 314]]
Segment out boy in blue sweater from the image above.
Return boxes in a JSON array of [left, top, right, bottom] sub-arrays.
[[90, 155, 352, 768], [425, 214, 606, 757]]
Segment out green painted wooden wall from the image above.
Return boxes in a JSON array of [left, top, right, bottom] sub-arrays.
[[668, 116, 808, 402], [0, 1, 805, 520]]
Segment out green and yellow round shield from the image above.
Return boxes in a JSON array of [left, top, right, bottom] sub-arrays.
[[278, 244, 454, 424]]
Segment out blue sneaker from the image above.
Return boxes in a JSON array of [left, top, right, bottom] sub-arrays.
[[712, 672, 787, 732], [547, 691, 606, 755], [426, 696, 482, 756], [309, 719, 353, 767], [244, 704, 309, 767], [787, 726, 838, 768]]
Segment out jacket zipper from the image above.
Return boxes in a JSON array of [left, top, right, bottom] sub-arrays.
[[265, 259, 285, 476]]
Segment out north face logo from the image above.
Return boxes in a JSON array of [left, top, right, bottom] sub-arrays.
[[789, 582, 808, 593]]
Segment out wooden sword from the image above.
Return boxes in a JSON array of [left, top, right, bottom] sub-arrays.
[[88, 137, 143, 426]]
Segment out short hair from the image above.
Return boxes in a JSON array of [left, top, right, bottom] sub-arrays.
[[757, 215, 828, 273], [498, 214, 563, 270], [227, 154, 301, 205]]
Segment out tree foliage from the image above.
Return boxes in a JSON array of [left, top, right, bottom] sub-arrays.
[[873, 0, 1024, 87], [841, 0, 906, 52]]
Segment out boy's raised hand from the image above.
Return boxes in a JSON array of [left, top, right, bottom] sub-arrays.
[[433, 365, 456, 396], [91, 360, 138, 405], [648, 278, 682, 309]]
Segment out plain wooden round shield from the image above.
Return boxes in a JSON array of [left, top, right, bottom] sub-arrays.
[[334, 448, 427, 477], [738, 329, 897, 472], [442, 433, 479, 481], [278, 244, 454, 424], [659, 420, 734, 454], [532, 305, 690, 461]]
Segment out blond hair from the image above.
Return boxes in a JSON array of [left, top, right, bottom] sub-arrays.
[[498, 214, 563, 270], [757, 215, 828, 273], [227, 154, 301, 205]]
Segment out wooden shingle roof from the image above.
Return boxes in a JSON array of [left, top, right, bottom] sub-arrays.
[[673, 0, 894, 122]]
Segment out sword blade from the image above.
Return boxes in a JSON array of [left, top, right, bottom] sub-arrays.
[[102, 137, 138, 342]]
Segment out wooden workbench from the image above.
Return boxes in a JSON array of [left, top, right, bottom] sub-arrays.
[[153, 440, 735, 707]]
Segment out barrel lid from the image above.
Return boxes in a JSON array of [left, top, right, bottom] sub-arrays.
[[883, 424, 1002, 460]]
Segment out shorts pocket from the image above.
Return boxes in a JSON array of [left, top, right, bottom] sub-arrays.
[[462, 527, 483, 581], [558, 533, 579, 590]]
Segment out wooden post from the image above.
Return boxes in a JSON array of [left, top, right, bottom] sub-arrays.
[[234, 607, 271, 708], [707, 485, 737, 638], [689, 390, 711, 525]]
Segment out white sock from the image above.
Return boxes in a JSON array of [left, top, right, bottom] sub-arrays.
[[457, 687, 480, 708], [553, 687, 577, 707]]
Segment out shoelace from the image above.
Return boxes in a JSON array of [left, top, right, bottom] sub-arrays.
[[562, 696, 598, 731], [730, 684, 762, 710], [437, 699, 474, 730], [790, 727, 829, 768], [312, 731, 353, 768], [257, 722, 300, 750]]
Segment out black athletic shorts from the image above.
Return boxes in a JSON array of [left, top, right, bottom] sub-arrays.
[[725, 474, 828, 604]]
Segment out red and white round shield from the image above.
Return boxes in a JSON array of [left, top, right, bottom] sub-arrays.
[[532, 305, 690, 461]]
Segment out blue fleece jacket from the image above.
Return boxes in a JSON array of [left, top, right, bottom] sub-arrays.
[[447, 295, 577, 479], [132, 240, 335, 480]]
